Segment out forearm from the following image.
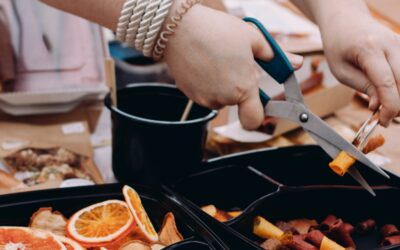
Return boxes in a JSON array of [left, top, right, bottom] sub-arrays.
[[40, 0, 223, 32], [290, 0, 370, 30], [40, 0, 125, 30]]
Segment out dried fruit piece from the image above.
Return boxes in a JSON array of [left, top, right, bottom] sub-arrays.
[[29, 207, 68, 236], [151, 243, 165, 250], [123, 185, 159, 243], [55, 235, 85, 250], [201, 205, 217, 217], [201, 205, 240, 222], [120, 240, 151, 250], [0, 226, 66, 250], [288, 219, 318, 235], [66, 200, 134, 247], [253, 216, 284, 240], [158, 212, 184, 246]]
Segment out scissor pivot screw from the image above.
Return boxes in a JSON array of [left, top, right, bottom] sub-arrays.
[[299, 113, 309, 123]]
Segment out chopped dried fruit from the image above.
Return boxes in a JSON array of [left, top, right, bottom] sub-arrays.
[[29, 207, 67, 236], [253, 216, 284, 240], [158, 212, 184, 246]]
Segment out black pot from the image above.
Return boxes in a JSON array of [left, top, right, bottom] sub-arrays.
[[105, 83, 217, 185]]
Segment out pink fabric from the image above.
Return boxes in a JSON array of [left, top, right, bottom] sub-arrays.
[[1, 0, 105, 93]]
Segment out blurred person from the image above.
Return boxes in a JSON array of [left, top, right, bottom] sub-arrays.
[[42, 0, 400, 129]]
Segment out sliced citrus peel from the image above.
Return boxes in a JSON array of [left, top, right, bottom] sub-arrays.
[[0, 226, 66, 250], [29, 207, 68, 236], [123, 185, 159, 243], [66, 200, 134, 247], [329, 134, 385, 176], [158, 212, 184, 246]]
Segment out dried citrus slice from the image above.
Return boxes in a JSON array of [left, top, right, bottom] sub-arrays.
[[0, 226, 66, 250], [123, 185, 159, 243], [55, 235, 85, 250], [66, 200, 134, 247]]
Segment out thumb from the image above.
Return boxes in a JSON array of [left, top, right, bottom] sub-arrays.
[[238, 86, 265, 130], [248, 25, 304, 69]]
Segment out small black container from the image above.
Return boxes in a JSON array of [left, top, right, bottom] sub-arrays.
[[105, 83, 217, 184]]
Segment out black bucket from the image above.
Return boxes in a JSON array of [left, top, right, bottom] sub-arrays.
[[105, 83, 217, 184]]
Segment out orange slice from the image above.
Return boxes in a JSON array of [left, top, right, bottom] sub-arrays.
[[66, 200, 134, 247], [123, 185, 159, 242], [55, 235, 85, 250], [0, 226, 66, 250]]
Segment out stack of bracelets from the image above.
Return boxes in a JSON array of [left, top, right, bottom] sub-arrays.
[[116, 0, 202, 61]]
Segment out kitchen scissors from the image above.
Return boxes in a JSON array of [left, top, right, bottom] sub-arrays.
[[244, 17, 389, 196]]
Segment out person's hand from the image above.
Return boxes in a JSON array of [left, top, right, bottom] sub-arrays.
[[321, 13, 400, 127], [164, 4, 303, 130]]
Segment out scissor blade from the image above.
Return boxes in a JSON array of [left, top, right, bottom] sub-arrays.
[[265, 101, 389, 179], [302, 111, 389, 179], [308, 130, 376, 196], [283, 74, 304, 104], [348, 168, 376, 196]]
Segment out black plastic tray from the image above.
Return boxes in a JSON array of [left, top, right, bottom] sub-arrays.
[[0, 183, 227, 250], [170, 146, 400, 250], [1, 146, 400, 250]]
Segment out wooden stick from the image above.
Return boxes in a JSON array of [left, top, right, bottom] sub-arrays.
[[104, 57, 118, 107], [180, 100, 194, 121]]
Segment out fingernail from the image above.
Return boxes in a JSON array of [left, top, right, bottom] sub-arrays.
[[291, 55, 303, 67]]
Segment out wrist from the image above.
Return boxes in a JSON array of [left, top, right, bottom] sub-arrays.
[[306, 0, 371, 34]]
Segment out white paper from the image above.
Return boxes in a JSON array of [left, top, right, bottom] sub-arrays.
[[62, 122, 86, 135], [214, 121, 272, 143]]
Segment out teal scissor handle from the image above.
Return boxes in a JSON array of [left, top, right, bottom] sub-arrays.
[[243, 17, 295, 106]]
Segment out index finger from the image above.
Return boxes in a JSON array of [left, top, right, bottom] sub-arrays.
[[359, 51, 400, 126]]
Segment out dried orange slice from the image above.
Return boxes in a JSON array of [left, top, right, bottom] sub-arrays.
[[66, 200, 134, 247], [0, 226, 66, 250], [123, 185, 159, 242], [55, 235, 85, 250]]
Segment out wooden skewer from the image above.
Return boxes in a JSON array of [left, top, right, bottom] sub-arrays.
[[104, 57, 118, 107], [180, 100, 194, 121]]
